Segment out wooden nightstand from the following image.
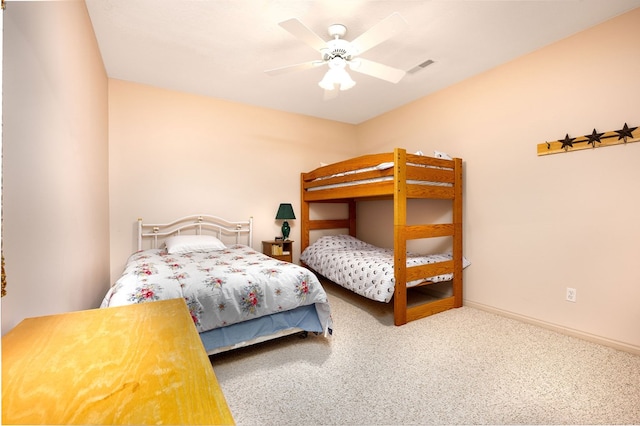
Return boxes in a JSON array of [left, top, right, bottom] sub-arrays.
[[262, 240, 293, 263]]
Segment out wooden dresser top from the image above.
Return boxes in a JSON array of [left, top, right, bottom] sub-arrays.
[[2, 298, 234, 425]]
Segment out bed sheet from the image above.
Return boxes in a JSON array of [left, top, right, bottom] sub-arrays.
[[308, 159, 452, 191], [300, 235, 469, 303], [101, 245, 332, 335]]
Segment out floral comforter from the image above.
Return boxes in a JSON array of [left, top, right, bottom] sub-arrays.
[[101, 245, 332, 334]]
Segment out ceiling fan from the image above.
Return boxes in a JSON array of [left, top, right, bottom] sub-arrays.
[[265, 12, 409, 96]]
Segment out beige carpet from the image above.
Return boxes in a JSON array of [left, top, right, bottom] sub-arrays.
[[210, 281, 640, 425]]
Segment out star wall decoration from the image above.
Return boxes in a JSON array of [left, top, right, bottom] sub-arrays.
[[586, 128, 604, 147], [537, 123, 639, 156], [615, 123, 638, 143], [560, 134, 575, 151]]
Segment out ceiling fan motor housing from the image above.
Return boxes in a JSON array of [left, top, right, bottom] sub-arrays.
[[322, 38, 354, 61]]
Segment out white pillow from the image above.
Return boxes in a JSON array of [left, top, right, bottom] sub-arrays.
[[434, 150, 453, 160], [165, 235, 226, 254]]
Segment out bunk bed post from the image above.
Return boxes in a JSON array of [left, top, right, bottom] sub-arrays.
[[348, 200, 356, 237], [452, 158, 464, 308], [300, 173, 310, 253], [393, 148, 408, 326]]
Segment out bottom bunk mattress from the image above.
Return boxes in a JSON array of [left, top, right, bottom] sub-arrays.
[[300, 234, 470, 303], [102, 243, 333, 352]]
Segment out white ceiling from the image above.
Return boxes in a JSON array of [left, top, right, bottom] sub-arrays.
[[85, 0, 640, 124]]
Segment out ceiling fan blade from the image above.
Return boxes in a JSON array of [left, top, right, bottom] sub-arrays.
[[350, 58, 406, 84], [265, 60, 325, 76], [350, 12, 408, 55], [278, 18, 327, 52]]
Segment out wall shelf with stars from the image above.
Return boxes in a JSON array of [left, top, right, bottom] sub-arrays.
[[537, 123, 639, 156]]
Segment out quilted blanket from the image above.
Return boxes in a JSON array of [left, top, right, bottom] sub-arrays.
[[300, 235, 470, 303], [102, 245, 332, 334]]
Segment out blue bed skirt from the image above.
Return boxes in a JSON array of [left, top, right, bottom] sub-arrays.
[[200, 304, 323, 354]]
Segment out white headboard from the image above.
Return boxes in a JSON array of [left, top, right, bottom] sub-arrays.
[[137, 214, 253, 251]]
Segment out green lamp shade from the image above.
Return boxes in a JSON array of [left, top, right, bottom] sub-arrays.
[[275, 203, 296, 240]]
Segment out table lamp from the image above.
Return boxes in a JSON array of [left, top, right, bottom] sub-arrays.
[[275, 203, 296, 240]]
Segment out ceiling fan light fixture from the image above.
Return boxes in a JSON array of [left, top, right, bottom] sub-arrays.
[[319, 57, 356, 91], [318, 67, 356, 91], [318, 71, 336, 90], [338, 70, 356, 91]]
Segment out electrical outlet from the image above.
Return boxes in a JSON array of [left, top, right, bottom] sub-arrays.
[[566, 287, 577, 302]]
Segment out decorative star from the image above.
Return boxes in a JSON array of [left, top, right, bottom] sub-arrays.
[[559, 133, 575, 151], [615, 123, 638, 143], [585, 128, 604, 147]]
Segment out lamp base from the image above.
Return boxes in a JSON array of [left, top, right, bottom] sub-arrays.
[[281, 221, 290, 240]]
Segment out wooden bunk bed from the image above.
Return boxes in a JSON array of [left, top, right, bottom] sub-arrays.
[[300, 148, 463, 326]]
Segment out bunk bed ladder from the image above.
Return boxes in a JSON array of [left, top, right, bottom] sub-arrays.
[[393, 148, 463, 326]]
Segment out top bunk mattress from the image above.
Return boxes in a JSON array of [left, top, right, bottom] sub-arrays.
[[301, 149, 459, 200]]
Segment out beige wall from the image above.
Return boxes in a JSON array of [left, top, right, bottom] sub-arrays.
[[108, 79, 357, 282], [1, 0, 110, 334], [357, 8, 640, 351]]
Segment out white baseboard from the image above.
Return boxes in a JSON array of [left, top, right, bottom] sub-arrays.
[[464, 300, 640, 356]]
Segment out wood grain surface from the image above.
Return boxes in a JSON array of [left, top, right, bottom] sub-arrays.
[[2, 298, 234, 425]]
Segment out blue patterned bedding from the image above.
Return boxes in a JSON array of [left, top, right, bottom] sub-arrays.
[[101, 245, 332, 336]]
